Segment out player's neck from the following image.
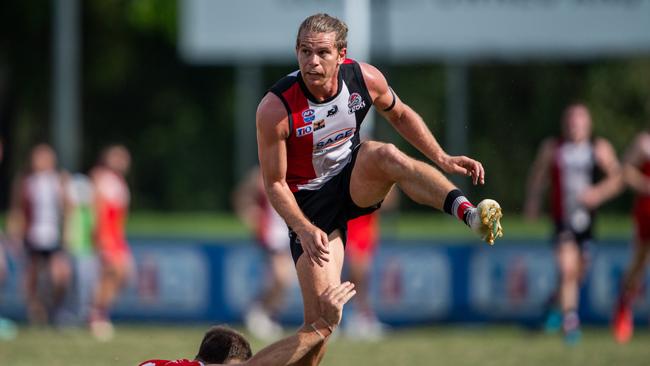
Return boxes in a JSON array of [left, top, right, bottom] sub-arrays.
[[304, 74, 339, 102]]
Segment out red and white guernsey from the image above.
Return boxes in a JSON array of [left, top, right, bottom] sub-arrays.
[[550, 139, 596, 231], [269, 59, 372, 192]]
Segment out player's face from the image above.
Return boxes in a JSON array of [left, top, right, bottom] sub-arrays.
[[296, 31, 346, 89], [563, 106, 592, 142], [106, 147, 131, 174], [31, 145, 56, 172]]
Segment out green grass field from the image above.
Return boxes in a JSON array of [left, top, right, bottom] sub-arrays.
[[1, 325, 648, 366], [124, 211, 635, 241]]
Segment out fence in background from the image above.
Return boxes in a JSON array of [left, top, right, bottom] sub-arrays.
[[0, 238, 648, 326]]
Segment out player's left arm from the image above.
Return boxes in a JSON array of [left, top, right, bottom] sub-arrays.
[[359, 63, 484, 185], [580, 138, 623, 209]]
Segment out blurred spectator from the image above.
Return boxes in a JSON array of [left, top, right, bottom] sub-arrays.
[[343, 187, 398, 341], [89, 145, 133, 341], [233, 167, 294, 341], [524, 103, 622, 344], [7, 143, 71, 325], [612, 130, 650, 344], [62, 172, 97, 325]]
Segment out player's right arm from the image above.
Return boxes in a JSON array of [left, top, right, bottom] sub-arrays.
[[256, 93, 330, 266], [524, 138, 555, 220], [623, 132, 650, 195], [236, 282, 356, 366]]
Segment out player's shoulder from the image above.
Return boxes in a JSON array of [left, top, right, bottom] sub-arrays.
[[268, 70, 300, 96], [354, 61, 389, 96], [357, 62, 385, 82], [257, 92, 288, 123]]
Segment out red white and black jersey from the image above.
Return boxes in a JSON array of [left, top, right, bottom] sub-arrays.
[[268, 59, 372, 192], [550, 139, 597, 231]]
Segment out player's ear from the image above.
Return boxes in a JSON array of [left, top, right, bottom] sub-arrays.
[[337, 47, 347, 64]]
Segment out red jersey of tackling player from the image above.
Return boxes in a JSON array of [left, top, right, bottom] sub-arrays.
[[633, 161, 650, 242], [139, 359, 203, 366]]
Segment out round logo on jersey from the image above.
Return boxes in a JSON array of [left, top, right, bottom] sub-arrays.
[[348, 93, 366, 114], [302, 109, 316, 123]]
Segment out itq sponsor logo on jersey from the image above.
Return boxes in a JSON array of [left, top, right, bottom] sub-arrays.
[[347, 93, 366, 114], [296, 125, 313, 137], [315, 128, 355, 150]]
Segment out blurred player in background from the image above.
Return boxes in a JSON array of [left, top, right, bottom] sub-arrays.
[[62, 172, 97, 325], [525, 103, 622, 344], [257, 13, 503, 364], [343, 185, 398, 341], [7, 143, 71, 325], [139, 282, 355, 366], [343, 212, 382, 340], [612, 129, 650, 343], [89, 145, 132, 340], [233, 167, 294, 341]]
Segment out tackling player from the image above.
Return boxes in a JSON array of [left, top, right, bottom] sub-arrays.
[[257, 13, 503, 364], [138, 282, 355, 366]]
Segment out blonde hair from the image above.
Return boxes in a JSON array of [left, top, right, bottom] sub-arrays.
[[296, 13, 348, 51]]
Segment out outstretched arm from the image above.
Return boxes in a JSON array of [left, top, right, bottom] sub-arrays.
[[580, 138, 623, 209], [233, 282, 356, 366], [256, 93, 330, 266], [360, 62, 484, 185]]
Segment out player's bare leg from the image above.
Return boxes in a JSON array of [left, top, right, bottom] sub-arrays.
[[262, 252, 294, 314], [294, 230, 345, 366], [348, 256, 372, 317], [246, 252, 294, 340], [25, 257, 47, 324], [613, 240, 650, 343], [556, 240, 582, 344], [350, 141, 502, 244], [49, 252, 71, 321], [90, 259, 131, 341]]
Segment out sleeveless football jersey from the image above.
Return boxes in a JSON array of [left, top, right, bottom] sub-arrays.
[[268, 59, 372, 192], [550, 139, 596, 231], [22, 171, 63, 249], [633, 161, 650, 211]]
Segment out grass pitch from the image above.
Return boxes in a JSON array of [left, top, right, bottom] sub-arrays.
[[1, 324, 648, 366]]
